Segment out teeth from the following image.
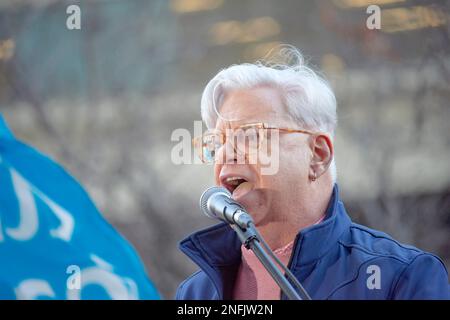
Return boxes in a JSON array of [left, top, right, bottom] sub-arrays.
[[226, 177, 241, 181], [225, 176, 246, 186]]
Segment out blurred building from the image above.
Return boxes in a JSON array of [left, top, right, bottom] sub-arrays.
[[0, 0, 449, 298]]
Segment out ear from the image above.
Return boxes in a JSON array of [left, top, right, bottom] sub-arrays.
[[308, 134, 333, 180]]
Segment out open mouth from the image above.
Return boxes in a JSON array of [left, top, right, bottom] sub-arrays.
[[221, 176, 249, 194]]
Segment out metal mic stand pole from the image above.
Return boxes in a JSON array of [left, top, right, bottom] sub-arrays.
[[230, 222, 302, 300]]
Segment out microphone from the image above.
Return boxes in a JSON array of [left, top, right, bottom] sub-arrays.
[[199, 186, 254, 229]]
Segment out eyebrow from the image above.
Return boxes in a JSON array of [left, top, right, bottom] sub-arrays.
[[216, 119, 264, 130]]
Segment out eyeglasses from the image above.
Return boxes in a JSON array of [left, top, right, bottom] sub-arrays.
[[192, 122, 318, 164]]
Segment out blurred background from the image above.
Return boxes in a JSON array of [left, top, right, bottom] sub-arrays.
[[0, 0, 449, 299]]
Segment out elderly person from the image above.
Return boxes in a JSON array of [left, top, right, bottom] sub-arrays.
[[176, 47, 449, 300]]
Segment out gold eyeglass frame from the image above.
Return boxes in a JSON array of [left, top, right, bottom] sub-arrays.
[[192, 122, 320, 164]]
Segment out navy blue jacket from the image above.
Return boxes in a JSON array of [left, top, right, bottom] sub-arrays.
[[176, 186, 449, 300]]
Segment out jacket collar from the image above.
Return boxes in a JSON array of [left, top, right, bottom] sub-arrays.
[[179, 184, 351, 298]]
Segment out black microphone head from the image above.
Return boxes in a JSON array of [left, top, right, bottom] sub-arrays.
[[200, 186, 231, 218]]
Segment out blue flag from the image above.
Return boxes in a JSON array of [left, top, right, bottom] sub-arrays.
[[0, 115, 160, 299]]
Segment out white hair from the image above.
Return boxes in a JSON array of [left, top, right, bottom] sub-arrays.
[[200, 45, 337, 182]]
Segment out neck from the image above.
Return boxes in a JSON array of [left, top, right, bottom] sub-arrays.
[[256, 183, 333, 250], [256, 222, 301, 250]]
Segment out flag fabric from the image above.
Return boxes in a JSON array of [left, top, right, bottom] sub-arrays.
[[0, 114, 160, 299]]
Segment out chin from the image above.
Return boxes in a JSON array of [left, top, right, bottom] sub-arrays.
[[228, 186, 272, 226], [251, 212, 272, 228], [243, 203, 270, 226]]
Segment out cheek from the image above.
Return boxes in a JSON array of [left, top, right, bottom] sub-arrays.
[[278, 145, 310, 180]]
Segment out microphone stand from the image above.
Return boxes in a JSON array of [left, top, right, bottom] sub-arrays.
[[229, 214, 303, 300]]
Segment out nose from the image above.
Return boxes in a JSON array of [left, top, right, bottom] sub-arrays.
[[215, 139, 236, 165], [215, 136, 249, 165]]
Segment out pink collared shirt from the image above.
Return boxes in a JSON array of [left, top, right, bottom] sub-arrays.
[[232, 215, 325, 300]]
